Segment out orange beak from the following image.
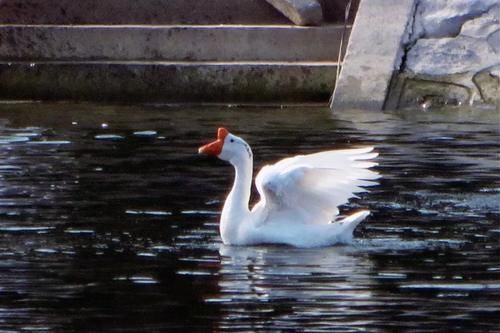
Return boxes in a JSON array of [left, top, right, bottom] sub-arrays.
[[198, 127, 229, 156]]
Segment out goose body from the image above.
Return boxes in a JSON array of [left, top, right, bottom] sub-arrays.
[[199, 128, 379, 248]]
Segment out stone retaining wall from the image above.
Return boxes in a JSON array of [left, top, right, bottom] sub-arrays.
[[386, 0, 500, 110]]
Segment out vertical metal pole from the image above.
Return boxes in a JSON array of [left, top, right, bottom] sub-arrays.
[[329, 0, 353, 108]]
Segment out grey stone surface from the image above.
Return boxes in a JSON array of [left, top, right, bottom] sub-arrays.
[[406, 37, 497, 76], [266, 0, 323, 26], [0, 0, 288, 25], [412, 0, 498, 40], [0, 62, 337, 103], [331, 0, 416, 110], [473, 65, 500, 105], [402, 2, 500, 108], [0, 25, 349, 62], [460, 4, 500, 39]]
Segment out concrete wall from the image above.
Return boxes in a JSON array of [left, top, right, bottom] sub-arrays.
[[331, 0, 416, 111]]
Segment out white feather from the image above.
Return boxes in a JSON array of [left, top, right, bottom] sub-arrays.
[[253, 147, 380, 225]]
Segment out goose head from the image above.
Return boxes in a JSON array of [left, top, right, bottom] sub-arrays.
[[199, 127, 252, 164]]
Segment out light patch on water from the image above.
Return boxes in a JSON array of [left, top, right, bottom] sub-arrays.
[[133, 130, 157, 137], [14, 132, 40, 138], [0, 226, 55, 233], [177, 270, 214, 276], [29, 140, 71, 145], [176, 234, 205, 240], [113, 276, 127, 281], [418, 208, 439, 215], [480, 187, 500, 193], [129, 276, 159, 284], [351, 238, 464, 252], [437, 292, 470, 298], [179, 257, 220, 263], [35, 248, 58, 254], [125, 209, 172, 216], [113, 275, 159, 284], [181, 210, 220, 215], [0, 136, 31, 144], [94, 134, 124, 141], [21, 326, 52, 331], [64, 229, 95, 235], [400, 283, 500, 291], [204, 297, 233, 303], [0, 165, 22, 170], [151, 245, 175, 252], [377, 272, 408, 279], [427, 136, 455, 141]]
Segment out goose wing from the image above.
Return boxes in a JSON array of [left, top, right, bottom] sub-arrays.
[[253, 147, 379, 225]]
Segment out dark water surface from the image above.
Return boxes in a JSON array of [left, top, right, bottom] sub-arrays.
[[0, 103, 498, 332]]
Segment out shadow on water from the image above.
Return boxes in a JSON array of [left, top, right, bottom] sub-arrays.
[[0, 103, 498, 331]]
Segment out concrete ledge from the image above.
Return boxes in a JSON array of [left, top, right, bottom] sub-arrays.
[[0, 25, 349, 62], [0, 0, 288, 25], [0, 61, 337, 103], [331, 0, 416, 110]]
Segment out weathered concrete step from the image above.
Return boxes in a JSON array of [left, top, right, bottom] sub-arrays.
[[0, 0, 289, 25], [0, 25, 349, 62], [0, 61, 338, 103]]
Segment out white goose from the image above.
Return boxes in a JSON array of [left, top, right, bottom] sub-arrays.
[[199, 128, 380, 248]]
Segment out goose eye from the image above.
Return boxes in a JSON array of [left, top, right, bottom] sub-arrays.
[[230, 139, 235, 143]]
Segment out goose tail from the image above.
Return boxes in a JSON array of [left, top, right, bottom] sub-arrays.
[[333, 210, 370, 243]]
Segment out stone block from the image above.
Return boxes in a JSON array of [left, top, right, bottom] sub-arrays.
[[473, 65, 500, 105], [266, 0, 323, 26], [460, 4, 500, 39], [412, 0, 499, 39], [406, 37, 497, 76]]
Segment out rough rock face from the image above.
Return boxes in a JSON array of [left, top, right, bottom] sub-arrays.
[[388, 1, 500, 109], [473, 65, 500, 105], [412, 0, 499, 39]]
